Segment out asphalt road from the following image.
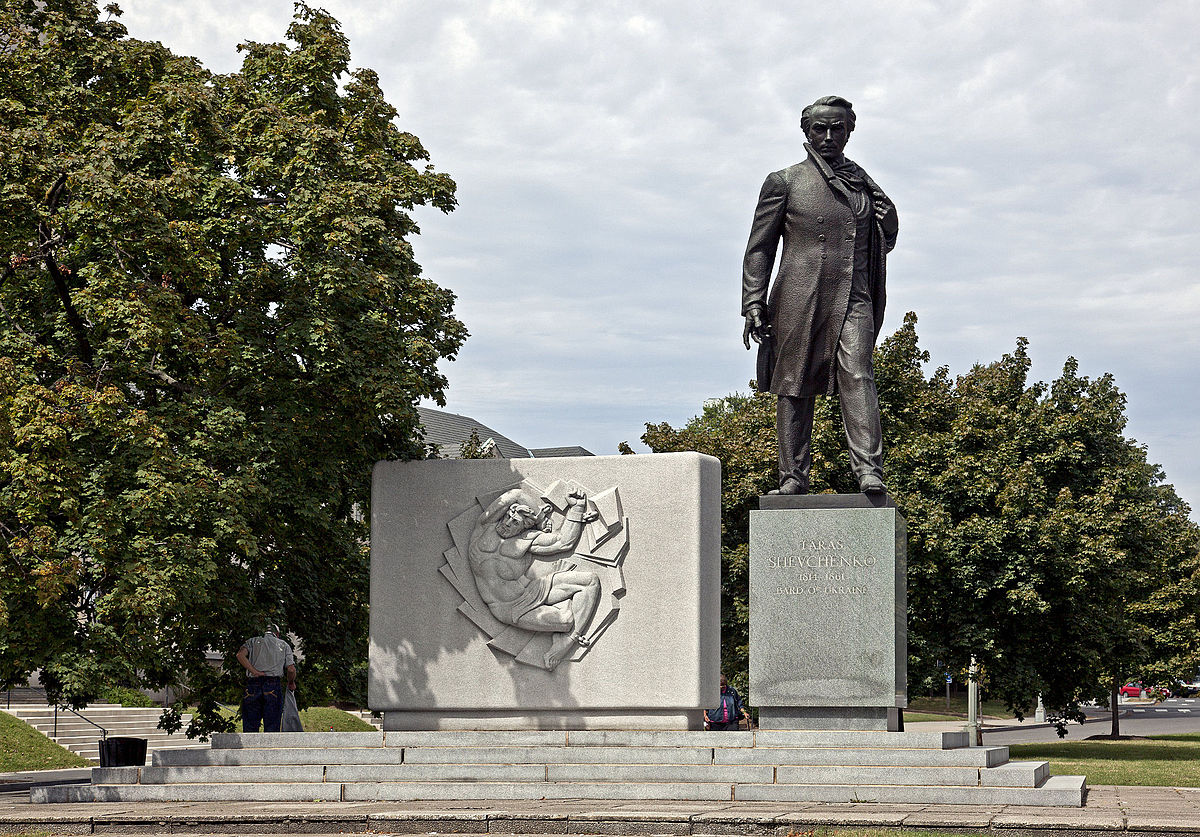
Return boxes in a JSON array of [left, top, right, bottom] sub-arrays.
[[985, 698, 1200, 744]]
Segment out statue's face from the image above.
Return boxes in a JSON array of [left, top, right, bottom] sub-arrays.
[[805, 105, 851, 161], [496, 504, 536, 538]]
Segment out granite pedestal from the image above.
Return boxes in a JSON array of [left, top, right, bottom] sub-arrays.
[[750, 493, 906, 730]]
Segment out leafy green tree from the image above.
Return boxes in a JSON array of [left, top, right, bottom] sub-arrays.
[[459, 430, 497, 459], [0, 0, 465, 735], [641, 313, 1200, 730]]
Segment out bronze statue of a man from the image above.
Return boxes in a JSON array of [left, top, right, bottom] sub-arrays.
[[741, 95, 898, 495]]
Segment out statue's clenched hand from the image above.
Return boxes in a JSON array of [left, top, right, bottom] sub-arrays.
[[565, 491, 599, 523], [872, 187, 890, 220], [743, 308, 770, 349]]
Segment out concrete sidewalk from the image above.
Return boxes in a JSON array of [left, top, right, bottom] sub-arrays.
[[3, 786, 1200, 835]]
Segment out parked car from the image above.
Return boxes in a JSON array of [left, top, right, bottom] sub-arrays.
[[1113, 676, 1161, 695], [1121, 682, 1171, 699], [1172, 680, 1200, 698]]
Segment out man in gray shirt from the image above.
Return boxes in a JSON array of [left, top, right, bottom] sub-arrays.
[[236, 624, 297, 732]]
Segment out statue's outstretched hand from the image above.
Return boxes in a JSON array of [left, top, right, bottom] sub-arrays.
[[743, 309, 770, 349]]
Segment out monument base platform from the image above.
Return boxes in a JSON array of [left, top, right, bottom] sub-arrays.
[[34, 729, 1084, 807], [382, 708, 703, 731], [758, 706, 902, 731]]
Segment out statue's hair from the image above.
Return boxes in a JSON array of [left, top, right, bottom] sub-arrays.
[[507, 502, 538, 521], [801, 96, 856, 133]]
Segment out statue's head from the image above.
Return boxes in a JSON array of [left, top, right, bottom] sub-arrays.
[[496, 502, 539, 538], [801, 95, 855, 162]]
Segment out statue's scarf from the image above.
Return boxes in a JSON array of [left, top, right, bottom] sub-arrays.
[[805, 142, 891, 221]]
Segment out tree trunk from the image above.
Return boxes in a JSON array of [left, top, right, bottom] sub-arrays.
[[1110, 677, 1120, 738]]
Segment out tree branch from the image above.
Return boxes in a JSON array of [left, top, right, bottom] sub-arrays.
[[39, 173, 94, 365], [45, 172, 68, 212], [146, 359, 192, 394], [39, 228, 94, 365]]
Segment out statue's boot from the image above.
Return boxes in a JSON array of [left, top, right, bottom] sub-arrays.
[[859, 474, 886, 494], [767, 477, 807, 495]]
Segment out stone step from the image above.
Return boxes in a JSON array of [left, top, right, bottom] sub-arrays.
[[711, 745, 1010, 767], [34, 782, 344, 803], [775, 762, 1048, 788], [49, 733, 200, 747], [212, 731, 384, 749], [208, 728, 969, 750], [98, 760, 1048, 788], [155, 747, 406, 766], [23, 712, 170, 723], [153, 743, 1011, 768], [31, 729, 1085, 807], [735, 774, 1085, 806], [40, 774, 1082, 805], [3, 704, 141, 717], [30, 719, 178, 729]]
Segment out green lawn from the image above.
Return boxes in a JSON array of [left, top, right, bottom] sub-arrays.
[[215, 703, 375, 733], [905, 712, 963, 722], [297, 706, 375, 732], [0, 710, 90, 772], [907, 694, 1015, 719], [1010, 733, 1200, 786]]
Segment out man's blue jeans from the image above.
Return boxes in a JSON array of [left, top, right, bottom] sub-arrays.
[[242, 677, 283, 732]]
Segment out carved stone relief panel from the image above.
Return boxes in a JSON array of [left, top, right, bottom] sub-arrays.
[[440, 477, 628, 670]]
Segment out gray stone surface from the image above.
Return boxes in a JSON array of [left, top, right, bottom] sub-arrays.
[[153, 747, 405, 766], [370, 453, 721, 730], [774, 764, 982, 786], [211, 731, 384, 748], [735, 779, 1083, 806], [139, 765, 325, 784], [403, 745, 717, 764], [323, 763, 548, 782], [751, 728, 962, 748], [341, 781, 738, 802], [34, 782, 345, 803], [978, 760, 1050, 787], [29, 728, 1086, 808], [567, 730, 754, 747], [712, 745, 1009, 767], [542, 764, 772, 783], [89, 767, 138, 784], [383, 709, 699, 730], [749, 504, 906, 729], [383, 729, 569, 747], [27, 786, 1200, 834]]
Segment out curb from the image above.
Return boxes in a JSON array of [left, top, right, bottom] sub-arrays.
[[0, 796, 1188, 836]]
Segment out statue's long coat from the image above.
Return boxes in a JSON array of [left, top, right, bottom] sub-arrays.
[[741, 148, 898, 397]]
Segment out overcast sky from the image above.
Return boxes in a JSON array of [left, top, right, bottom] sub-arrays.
[[120, 0, 1200, 518]]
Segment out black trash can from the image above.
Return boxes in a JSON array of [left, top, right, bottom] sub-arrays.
[[98, 736, 147, 767]]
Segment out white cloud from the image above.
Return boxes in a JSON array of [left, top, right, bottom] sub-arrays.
[[118, 0, 1200, 517]]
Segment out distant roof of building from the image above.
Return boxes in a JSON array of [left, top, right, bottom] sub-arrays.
[[530, 446, 594, 458], [416, 407, 593, 459], [416, 406, 531, 459]]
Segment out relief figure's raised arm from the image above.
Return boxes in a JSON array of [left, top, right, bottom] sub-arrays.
[[529, 490, 596, 556]]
